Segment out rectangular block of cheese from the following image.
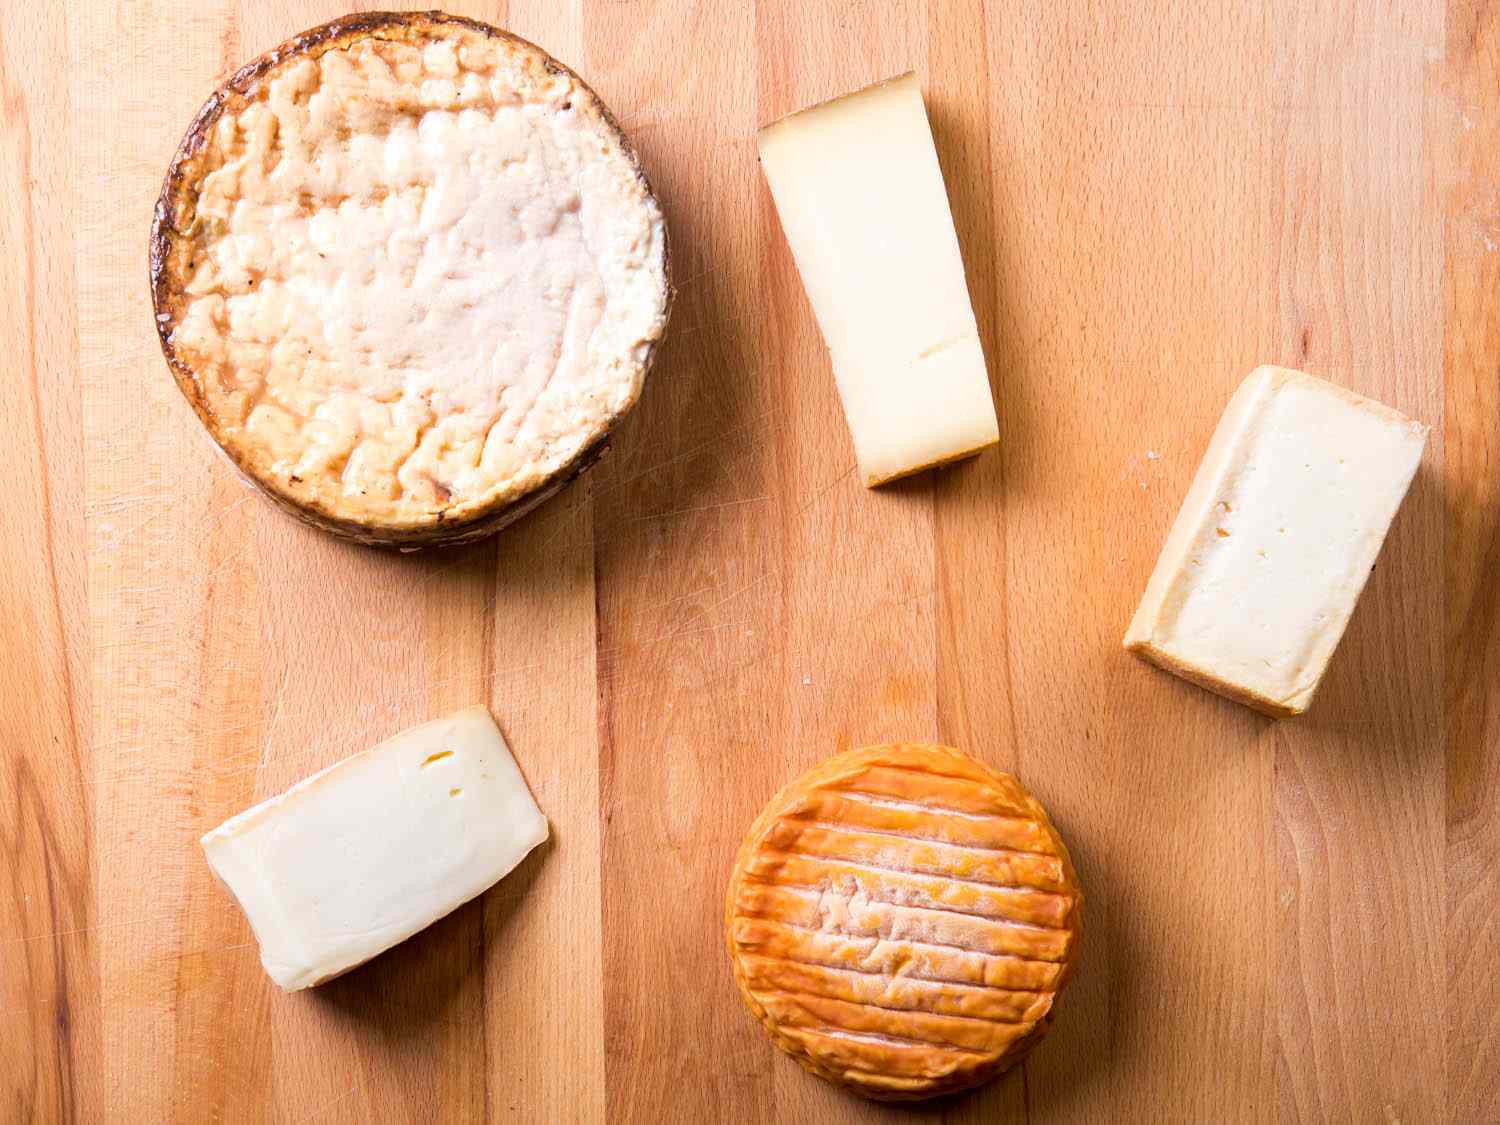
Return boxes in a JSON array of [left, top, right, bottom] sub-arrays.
[[1125, 366, 1427, 717], [758, 73, 999, 486], [202, 706, 547, 990]]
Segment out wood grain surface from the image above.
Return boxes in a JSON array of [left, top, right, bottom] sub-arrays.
[[3, 1, 1496, 1121]]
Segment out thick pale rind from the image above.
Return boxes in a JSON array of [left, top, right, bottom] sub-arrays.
[[1123, 365, 1428, 715], [725, 744, 1084, 1102], [150, 10, 672, 548]]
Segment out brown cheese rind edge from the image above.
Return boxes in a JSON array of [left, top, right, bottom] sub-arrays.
[[724, 744, 1085, 1101], [1124, 637, 1306, 718], [148, 9, 674, 550]]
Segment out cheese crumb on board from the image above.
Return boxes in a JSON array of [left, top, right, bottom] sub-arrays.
[[757, 73, 999, 487], [1124, 366, 1428, 717], [201, 705, 547, 990]]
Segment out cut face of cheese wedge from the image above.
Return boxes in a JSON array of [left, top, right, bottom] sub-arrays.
[[1125, 366, 1428, 717], [201, 705, 548, 990], [757, 73, 999, 486]]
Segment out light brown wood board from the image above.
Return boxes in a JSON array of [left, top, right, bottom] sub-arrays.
[[3, 1, 1497, 1121]]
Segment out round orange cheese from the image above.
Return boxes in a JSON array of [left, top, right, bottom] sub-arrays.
[[726, 744, 1083, 1101]]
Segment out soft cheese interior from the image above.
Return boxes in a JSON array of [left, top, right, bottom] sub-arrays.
[[170, 31, 668, 525], [202, 705, 548, 989], [1125, 366, 1428, 716], [757, 73, 999, 486]]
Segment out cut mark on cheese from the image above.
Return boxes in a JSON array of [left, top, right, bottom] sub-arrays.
[[750, 876, 1068, 937], [778, 820, 1068, 885], [785, 794, 1058, 857], [744, 961, 1047, 1027], [765, 990, 1017, 1045], [790, 1024, 990, 1059], [775, 843, 1069, 900], [827, 790, 1049, 838], [755, 916, 1064, 974], [915, 331, 975, 362], [421, 750, 454, 768], [733, 916, 1063, 991], [753, 849, 1072, 917]]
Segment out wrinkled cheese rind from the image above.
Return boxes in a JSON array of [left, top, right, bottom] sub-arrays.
[[202, 705, 548, 990], [726, 744, 1083, 1101], [162, 22, 667, 528], [757, 73, 999, 487], [1125, 366, 1428, 716]]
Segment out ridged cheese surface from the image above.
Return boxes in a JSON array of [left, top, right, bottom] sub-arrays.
[[156, 17, 668, 531], [727, 745, 1083, 1101]]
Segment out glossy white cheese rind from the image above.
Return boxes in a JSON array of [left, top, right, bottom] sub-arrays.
[[1124, 366, 1428, 716], [202, 705, 548, 990], [757, 72, 999, 486]]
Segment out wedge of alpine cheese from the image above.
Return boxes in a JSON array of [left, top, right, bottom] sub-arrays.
[[202, 705, 547, 990], [758, 72, 999, 486], [1125, 366, 1427, 717]]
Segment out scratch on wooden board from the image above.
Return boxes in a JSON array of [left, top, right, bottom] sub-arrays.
[[177, 940, 259, 958], [0, 1003, 49, 1021], [634, 580, 722, 616], [631, 586, 940, 701], [792, 463, 856, 520], [695, 571, 773, 618], [195, 548, 247, 586], [622, 495, 769, 523], [672, 314, 751, 339], [593, 405, 786, 500], [1090, 98, 1393, 113], [528, 492, 592, 555], [293, 1084, 361, 1124], [0, 917, 155, 947], [612, 104, 692, 129], [115, 546, 247, 599], [526, 409, 786, 553], [91, 716, 277, 757], [101, 490, 256, 548], [92, 492, 176, 517], [413, 551, 493, 588], [255, 669, 290, 781], [671, 265, 730, 292]]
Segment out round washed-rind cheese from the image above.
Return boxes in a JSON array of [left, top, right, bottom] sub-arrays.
[[726, 744, 1083, 1101], [150, 12, 670, 547]]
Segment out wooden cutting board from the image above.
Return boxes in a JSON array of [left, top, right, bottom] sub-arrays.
[[4, 1, 1498, 1121]]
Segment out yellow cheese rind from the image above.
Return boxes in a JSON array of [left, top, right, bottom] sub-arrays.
[[757, 74, 999, 488], [1125, 366, 1428, 716], [201, 705, 548, 989]]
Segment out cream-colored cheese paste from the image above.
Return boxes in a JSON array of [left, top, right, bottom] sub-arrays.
[[168, 29, 667, 526]]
